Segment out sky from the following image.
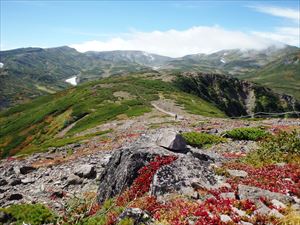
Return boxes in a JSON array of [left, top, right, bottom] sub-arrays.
[[1, 0, 299, 57]]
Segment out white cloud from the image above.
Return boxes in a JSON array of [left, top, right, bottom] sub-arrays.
[[251, 5, 300, 23], [248, 5, 299, 47], [253, 27, 300, 47], [70, 26, 285, 57]]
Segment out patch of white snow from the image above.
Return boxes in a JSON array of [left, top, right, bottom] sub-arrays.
[[220, 58, 226, 64], [143, 51, 154, 61], [65, 76, 77, 86], [0, 62, 4, 68]]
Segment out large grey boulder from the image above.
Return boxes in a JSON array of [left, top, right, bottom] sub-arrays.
[[97, 145, 173, 204], [156, 129, 188, 153], [150, 155, 217, 197]]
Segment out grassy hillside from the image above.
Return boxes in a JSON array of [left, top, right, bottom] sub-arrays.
[[0, 75, 225, 158], [241, 50, 300, 99], [175, 72, 300, 117], [162, 46, 300, 77], [0, 47, 151, 109]]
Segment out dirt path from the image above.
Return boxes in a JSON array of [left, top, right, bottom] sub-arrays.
[[151, 103, 177, 118]]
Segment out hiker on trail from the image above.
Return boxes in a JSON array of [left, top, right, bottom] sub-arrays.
[[175, 114, 178, 120]]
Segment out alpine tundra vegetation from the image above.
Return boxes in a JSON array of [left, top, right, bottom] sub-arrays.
[[0, 0, 300, 224]]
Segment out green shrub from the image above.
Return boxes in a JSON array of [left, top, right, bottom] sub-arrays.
[[117, 217, 135, 225], [223, 127, 269, 141], [182, 132, 226, 148], [82, 201, 124, 225], [243, 130, 300, 166], [0, 204, 56, 225]]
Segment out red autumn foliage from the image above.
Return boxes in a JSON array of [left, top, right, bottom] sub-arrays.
[[117, 155, 178, 206], [88, 202, 101, 216], [225, 163, 300, 197]]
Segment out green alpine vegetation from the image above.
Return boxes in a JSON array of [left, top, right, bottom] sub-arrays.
[[241, 50, 300, 99], [243, 130, 300, 166], [182, 132, 227, 148], [0, 204, 56, 225], [223, 127, 270, 141], [175, 73, 300, 117], [0, 75, 225, 158]]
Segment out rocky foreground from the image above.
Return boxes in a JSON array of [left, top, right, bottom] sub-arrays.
[[0, 117, 299, 224]]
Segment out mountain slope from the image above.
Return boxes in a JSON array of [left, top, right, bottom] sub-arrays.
[[162, 45, 299, 75], [0, 46, 90, 108], [86, 50, 172, 67], [0, 47, 153, 108], [1, 45, 299, 109], [175, 72, 300, 117], [240, 50, 300, 99], [0, 75, 225, 158], [1, 73, 299, 158]]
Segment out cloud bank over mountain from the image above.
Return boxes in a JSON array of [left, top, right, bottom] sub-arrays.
[[70, 5, 299, 57], [70, 26, 286, 57]]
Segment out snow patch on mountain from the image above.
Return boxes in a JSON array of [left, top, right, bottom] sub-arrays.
[[143, 51, 154, 61], [65, 76, 78, 86], [0, 62, 4, 68], [220, 58, 226, 64]]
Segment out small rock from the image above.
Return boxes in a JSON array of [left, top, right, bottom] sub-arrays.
[[51, 190, 65, 199], [0, 211, 11, 223], [291, 203, 300, 212], [276, 162, 286, 167], [220, 183, 232, 189], [8, 193, 23, 201], [21, 177, 35, 184], [10, 178, 22, 186], [240, 221, 253, 225], [227, 169, 248, 178], [220, 192, 236, 199], [0, 187, 9, 193], [232, 207, 247, 217], [253, 202, 271, 216], [118, 208, 151, 224], [0, 179, 8, 186], [220, 214, 232, 223], [13, 166, 20, 175], [19, 166, 36, 175], [156, 129, 188, 152], [269, 209, 284, 218], [75, 165, 96, 179], [271, 199, 286, 209], [67, 174, 83, 185]]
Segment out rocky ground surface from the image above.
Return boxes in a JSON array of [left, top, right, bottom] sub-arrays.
[[0, 102, 299, 224]]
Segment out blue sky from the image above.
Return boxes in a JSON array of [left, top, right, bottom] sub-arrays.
[[1, 1, 299, 56]]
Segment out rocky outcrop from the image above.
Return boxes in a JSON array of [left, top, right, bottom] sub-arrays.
[[0, 147, 111, 209], [97, 130, 221, 203], [150, 155, 217, 197], [175, 72, 300, 117], [97, 145, 173, 204]]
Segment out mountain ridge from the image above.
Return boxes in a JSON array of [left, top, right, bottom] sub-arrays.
[[1, 45, 299, 109]]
